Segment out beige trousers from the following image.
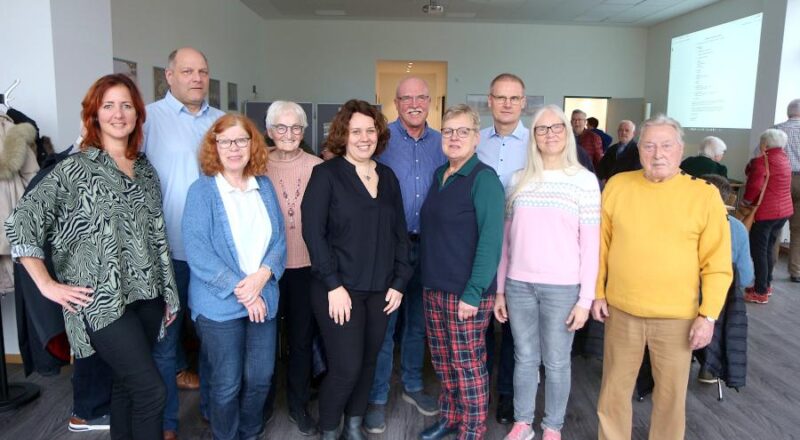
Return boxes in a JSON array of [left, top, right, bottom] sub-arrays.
[[597, 307, 693, 440]]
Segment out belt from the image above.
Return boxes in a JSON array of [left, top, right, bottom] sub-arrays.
[[408, 233, 420, 243]]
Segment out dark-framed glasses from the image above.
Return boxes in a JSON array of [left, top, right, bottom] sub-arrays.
[[271, 124, 304, 135], [491, 95, 524, 105], [533, 123, 566, 136], [441, 127, 474, 139], [397, 95, 430, 105], [216, 137, 251, 149]]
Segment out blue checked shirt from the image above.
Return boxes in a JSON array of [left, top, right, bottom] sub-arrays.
[[774, 118, 800, 173], [477, 121, 530, 191]]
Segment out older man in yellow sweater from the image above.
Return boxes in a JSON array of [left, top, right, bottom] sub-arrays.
[[592, 115, 732, 440]]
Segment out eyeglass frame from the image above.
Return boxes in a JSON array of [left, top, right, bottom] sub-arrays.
[[441, 127, 476, 139], [216, 137, 252, 149], [490, 94, 525, 105], [270, 124, 305, 135], [396, 94, 431, 105], [533, 123, 567, 136]]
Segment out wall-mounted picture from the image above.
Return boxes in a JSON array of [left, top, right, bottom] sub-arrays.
[[153, 67, 168, 101], [113, 58, 137, 84], [209, 79, 221, 109], [227, 82, 238, 111]]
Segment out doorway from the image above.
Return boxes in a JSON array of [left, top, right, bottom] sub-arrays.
[[375, 60, 448, 130]]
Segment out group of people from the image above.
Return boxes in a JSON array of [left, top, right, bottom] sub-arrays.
[[3, 43, 799, 440]]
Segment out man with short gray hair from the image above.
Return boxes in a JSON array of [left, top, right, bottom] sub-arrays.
[[144, 47, 225, 440], [774, 98, 800, 282], [593, 115, 732, 440], [596, 120, 641, 182]]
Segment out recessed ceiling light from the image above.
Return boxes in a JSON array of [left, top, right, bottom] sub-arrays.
[[315, 9, 346, 16]]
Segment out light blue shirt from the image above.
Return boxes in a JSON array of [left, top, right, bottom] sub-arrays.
[[377, 120, 445, 233], [477, 121, 530, 191], [143, 91, 225, 260]]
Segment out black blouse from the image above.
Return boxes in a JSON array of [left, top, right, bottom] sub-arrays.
[[301, 156, 412, 294]]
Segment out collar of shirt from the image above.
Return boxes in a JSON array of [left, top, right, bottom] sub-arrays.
[[488, 120, 527, 140], [164, 90, 211, 116], [83, 146, 145, 172], [438, 153, 480, 182], [214, 174, 259, 193], [392, 119, 434, 142]]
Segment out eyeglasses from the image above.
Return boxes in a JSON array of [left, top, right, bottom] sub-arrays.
[[533, 123, 566, 136], [490, 95, 524, 105], [216, 137, 251, 149], [441, 127, 475, 139], [271, 124, 304, 135], [397, 95, 430, 105]]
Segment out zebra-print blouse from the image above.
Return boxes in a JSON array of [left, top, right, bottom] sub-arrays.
[[4, 147, 180, 358]]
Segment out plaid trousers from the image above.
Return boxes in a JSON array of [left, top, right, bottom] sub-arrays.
[[424, 288, 494, 440]]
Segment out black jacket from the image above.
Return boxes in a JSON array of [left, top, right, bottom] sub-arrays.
[[596, 141, 641, 182]]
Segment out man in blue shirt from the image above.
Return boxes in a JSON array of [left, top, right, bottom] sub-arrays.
[[143, 47, 224, 440], [476, 73, 529, 425], [366, 77, 445, 434]]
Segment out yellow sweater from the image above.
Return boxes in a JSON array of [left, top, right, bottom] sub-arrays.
[[596, 171, 732, 320]]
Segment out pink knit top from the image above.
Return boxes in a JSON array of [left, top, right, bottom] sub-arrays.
[[265, 149, 323, 268]]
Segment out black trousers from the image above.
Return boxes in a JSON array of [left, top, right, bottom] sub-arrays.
[[750, 217, 789, 293], [309, 279, 389, 431], [87, 297, 166, 440], [72, 354, 113, 419]]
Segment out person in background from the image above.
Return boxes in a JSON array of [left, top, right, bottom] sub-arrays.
[[182, 113, 286, 440], [366, 77, 443, 434], [264, 101, 323, 436], [495, 105, 600, 440], [302, 99, 412, 440], [586, 117, 612, 153], [570, 109, 602, 169], [741, 129, 794, 304], [418, 104, 504, 440], [596, 120, 641, 183], [680, 136, 728, 178], [143, 46, 225, 440], [773, 99, 800, 282], [5, 73, 180, 440]]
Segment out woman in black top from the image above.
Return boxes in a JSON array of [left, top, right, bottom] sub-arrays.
[[302, 99, 412, 440]]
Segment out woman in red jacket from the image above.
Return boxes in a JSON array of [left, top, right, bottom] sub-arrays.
[[742, 128, 794, 304]]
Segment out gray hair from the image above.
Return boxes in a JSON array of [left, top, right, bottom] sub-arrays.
[[265, 101, 308, 128], [167, 47, 209, 69], [760, 128, 788, 149], [698, 136, 727, 158], [788, 99, 800, 118], [619, 120, 636, 131], [442, 104, 480, 131], [640, 114, 684, 146]]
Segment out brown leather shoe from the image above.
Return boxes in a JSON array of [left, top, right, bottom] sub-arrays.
[[163, 430, 178, 440], [176, 370, 200, 390]]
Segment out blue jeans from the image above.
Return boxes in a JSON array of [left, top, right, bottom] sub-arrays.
[[505, 279, 579, 431], [195, 314, 277, 440], [369, 241, 425, 404], [151, 259, 190, 431]]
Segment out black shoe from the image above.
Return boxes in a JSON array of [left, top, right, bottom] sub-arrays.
[[339, 416, 365, 440], [289, 407, 319, 436], [495, 394, 514, 425], [419, 419, 458, 440], [791, 275, 800, 283]]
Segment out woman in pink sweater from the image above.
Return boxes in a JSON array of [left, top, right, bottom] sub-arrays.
[[264, 101, 323, 436], [495, 105, 600, 440]]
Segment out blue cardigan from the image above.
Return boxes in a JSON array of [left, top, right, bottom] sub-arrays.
[[182, 175, 286, 322]]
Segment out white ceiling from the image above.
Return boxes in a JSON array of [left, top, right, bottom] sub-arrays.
[[240, 0, 720, 26]]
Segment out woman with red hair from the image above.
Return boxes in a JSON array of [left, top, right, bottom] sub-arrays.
[[4, 73, 180, 439], [182, 113, 286, 440]]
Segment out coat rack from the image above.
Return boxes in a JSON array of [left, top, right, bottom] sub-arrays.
[[1, 78, 41, 411]]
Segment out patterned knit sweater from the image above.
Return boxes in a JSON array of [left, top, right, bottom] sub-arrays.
[[496, 167, 601, 309]]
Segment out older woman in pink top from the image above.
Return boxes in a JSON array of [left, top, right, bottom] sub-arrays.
[[264, 101, 323, 436], [494, 105, 600, 440]]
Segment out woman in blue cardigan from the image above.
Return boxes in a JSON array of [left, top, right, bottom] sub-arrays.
[[182, 113, 286, 440]]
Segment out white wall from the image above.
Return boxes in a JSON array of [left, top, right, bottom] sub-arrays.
[[110, 0, 270, 107], [256, 19, 648, 110]]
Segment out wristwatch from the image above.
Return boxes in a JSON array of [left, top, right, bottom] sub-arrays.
[[699, 313, 716, 323]]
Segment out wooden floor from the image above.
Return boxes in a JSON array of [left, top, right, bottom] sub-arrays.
[[1, 258, 799, 440]]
